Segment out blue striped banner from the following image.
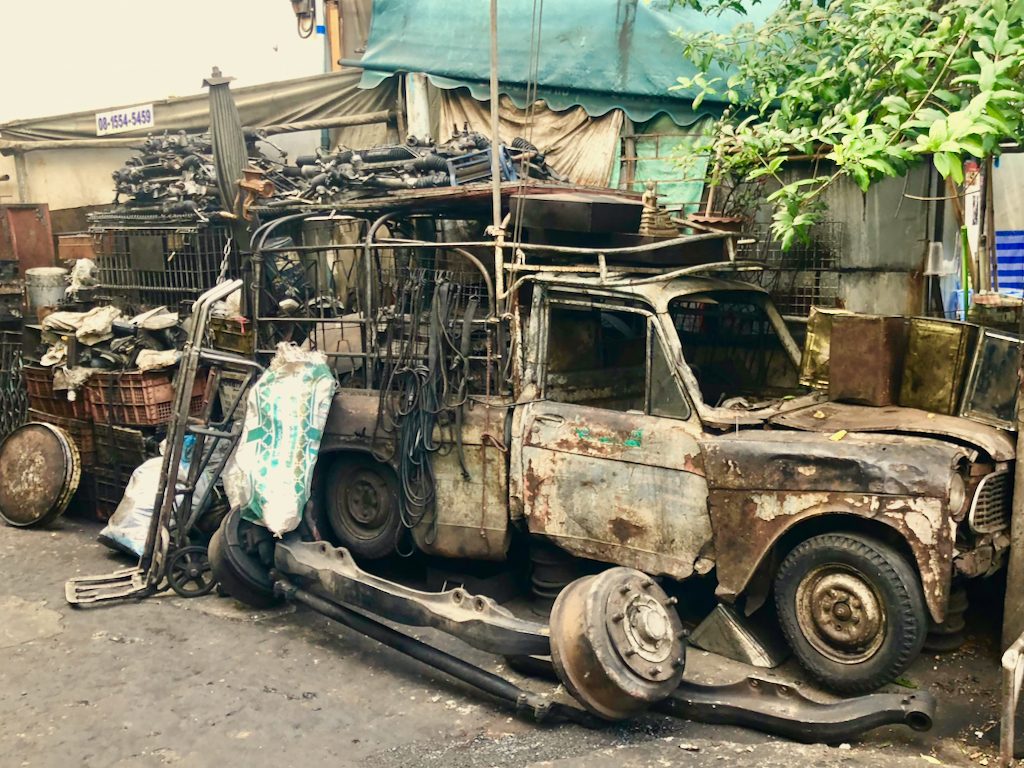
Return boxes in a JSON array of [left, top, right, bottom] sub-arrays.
[[997, 232, 1024, 287]]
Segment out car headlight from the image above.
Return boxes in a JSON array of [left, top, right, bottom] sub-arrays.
[[948, 472, 967, 514]]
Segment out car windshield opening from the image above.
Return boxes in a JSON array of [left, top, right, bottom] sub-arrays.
[[668, 292, 805, 408]]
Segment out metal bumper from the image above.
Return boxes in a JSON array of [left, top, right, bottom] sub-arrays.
[[661, 677, 934, 744]]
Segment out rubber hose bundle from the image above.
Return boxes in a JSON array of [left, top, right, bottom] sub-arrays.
[[372, 275, 471, 548]]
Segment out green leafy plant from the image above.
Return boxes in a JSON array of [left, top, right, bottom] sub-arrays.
[[673, 0, 1024, 248]]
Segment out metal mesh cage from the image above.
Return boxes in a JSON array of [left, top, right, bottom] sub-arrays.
[[735, 222, 844, 318], [251, 240, 500, 392], [89, 214, 236, 312]]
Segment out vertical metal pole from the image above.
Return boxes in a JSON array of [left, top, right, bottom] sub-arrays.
[[489, 0, 505, 311], [13, 153, 28, 203]]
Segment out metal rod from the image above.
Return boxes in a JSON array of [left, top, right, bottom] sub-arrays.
[[489, 0, 506, 313]]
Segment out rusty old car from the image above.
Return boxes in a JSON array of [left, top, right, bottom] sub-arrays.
[[295, 265, 1015, 696]]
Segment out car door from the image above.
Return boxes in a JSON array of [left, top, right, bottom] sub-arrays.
[[510, 295, 713, 580]]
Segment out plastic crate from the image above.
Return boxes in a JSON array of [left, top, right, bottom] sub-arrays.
[[92, 465, 136, 521], [28, 408, 96, 468], [87, 369, 207, 427], [23, 365, 91, 420], [93, 424, 155, 467], [66, 472, 103, 522]]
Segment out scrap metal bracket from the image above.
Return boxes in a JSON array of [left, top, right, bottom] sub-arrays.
[[275, 539, 550, 656]]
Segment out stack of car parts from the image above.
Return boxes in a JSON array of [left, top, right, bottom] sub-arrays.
[[110, 131, 300, 215], [201, 509, 938, 743], [273, 128, 564, 205]]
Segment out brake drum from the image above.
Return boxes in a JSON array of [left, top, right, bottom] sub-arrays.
[[549, 567, 686, 720]]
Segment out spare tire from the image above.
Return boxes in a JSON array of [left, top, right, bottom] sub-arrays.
[[209, 507, 280, 609]]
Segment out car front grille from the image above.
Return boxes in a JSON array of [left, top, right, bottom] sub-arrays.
[[969, 469, 1011, 534]]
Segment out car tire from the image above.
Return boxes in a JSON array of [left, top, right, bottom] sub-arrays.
[[774, 532, 927, 694], [324, 454, 402, 560], [208, 507, 280, 609]]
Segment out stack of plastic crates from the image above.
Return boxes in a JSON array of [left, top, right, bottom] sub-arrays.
[[20, 362, 103, 518], [89, 212, 237, 313], [85, 369, 206, 519]]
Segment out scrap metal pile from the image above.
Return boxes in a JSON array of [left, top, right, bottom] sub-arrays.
[[111, 128, 565, 213], [111, 131, 300, 215], [275, 128, 565, 204]]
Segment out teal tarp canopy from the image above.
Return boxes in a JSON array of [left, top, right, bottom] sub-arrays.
[[358, 0, 779, 126]]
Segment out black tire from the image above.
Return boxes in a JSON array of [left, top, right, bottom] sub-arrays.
[[774, 532, 927, 694], [323, 454, 401, 560], [208, 508, 280, 609]]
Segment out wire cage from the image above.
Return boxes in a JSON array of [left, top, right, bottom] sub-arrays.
[[89, 213, 238, 313], [735, 221, 844, 318], [249, 225, 503, 395]]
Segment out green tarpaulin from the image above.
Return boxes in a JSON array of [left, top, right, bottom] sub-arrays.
[[358, 0, 778, 126]]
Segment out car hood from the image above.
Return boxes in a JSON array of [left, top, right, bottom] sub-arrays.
[[702, 429, 970, 497], [768, 401, 1015, 462]]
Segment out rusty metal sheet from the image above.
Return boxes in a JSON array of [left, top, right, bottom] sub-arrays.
[[516, 401, 711, 580], [412, 400, 511, 561], [709, 490, 953, 624], [959, 329, 1023, 430], [322, 387, 386, 447], [701, 430, 966, 498], [769, 401, 1015, 461], [899, 318, 978, 415], [799, 307, 850, 390], [323, 389, 512, 561]]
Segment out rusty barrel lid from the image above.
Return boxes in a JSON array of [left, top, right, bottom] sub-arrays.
[[0, 422, 81, 528]]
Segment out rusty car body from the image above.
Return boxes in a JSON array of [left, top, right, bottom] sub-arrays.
[[315, 267, 1014, 693]]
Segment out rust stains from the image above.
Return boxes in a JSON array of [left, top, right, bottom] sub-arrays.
[[609, 516, 644, 544], [710, 489, 953, 624]]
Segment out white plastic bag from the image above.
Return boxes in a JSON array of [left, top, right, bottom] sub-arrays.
[[99, 436, 226, 556], [98, 457, 163, 557], [222, 343, 336, 536]]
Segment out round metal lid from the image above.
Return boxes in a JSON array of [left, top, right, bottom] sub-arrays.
[[0, 422, 80, 528]]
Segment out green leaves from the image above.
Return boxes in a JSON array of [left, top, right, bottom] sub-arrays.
[[674, 0, 1024, 248]]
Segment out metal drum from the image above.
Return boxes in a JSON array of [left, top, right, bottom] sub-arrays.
[[0, 422, 81, 527]]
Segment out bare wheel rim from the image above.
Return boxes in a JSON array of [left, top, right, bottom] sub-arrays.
[[795, 563, 886, 665], [333, 469, 392, 541]]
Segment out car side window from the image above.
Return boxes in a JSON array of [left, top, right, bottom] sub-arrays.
[[544, 304, 647, 412], [648, 328, 691, 420]]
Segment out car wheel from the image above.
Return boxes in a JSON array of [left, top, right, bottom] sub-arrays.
[[774, 532, 927, 694], [324, 454, 401, 560]]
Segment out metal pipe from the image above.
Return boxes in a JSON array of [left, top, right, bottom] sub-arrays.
[[372, 231, 729, 257], [275, 578, 599, 727], [488, 0, 504, 315], [249, 111, 396, 137]]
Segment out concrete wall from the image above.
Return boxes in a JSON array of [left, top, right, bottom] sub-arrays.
[[765, 163, 939, 317], [0, 148, 132, 212]]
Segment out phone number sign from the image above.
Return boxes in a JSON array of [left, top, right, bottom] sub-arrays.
[[95, 104, 155, 136]]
